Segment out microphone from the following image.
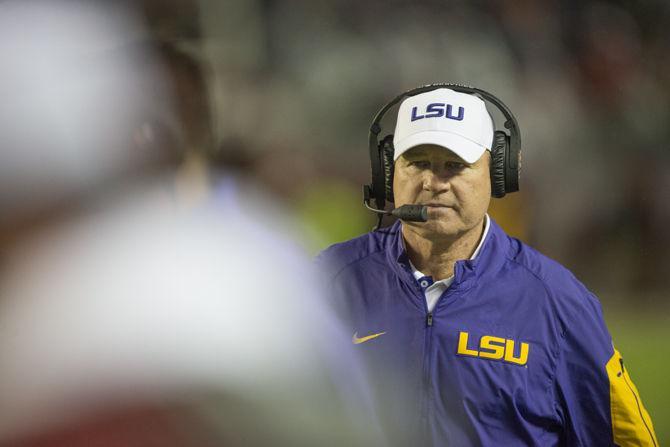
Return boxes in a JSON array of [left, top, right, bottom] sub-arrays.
[[363, 201, 428, 222]]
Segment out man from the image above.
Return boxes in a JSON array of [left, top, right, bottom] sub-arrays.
[[318, 86, 658, 446], [0, 180, 384, 446], [0, 3, 383, 444]]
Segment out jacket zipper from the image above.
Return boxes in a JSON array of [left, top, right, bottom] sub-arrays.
[[422, 308, 434, 442], [420, 285, 459, 442], [413, 281, 433, 442]]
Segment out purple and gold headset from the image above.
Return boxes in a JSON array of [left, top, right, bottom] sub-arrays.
[[363, 83, 521, 228]]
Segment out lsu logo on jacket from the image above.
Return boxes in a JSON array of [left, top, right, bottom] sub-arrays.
[[457, 331, 530, 366]]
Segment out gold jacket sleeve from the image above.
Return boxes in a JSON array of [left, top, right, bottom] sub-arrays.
[[605, 348, 658, 446]]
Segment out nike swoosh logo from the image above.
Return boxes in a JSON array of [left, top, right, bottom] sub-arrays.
[[352, 331, 386, 345]]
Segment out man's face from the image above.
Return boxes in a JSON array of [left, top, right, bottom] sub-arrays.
[[392, 144, 491, 240]]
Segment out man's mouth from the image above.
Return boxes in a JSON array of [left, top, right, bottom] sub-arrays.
[[422, 203, 451, 208]]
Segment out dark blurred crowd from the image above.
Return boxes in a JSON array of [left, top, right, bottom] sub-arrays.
[[196, 0, 670, 306], [2, 0, 669, 300]]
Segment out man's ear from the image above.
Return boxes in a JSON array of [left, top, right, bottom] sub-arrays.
[[484, 150, 492, 166]]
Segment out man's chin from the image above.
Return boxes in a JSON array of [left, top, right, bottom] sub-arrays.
[[403, 220, 463, 239]]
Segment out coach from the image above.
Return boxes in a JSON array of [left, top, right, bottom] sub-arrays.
[[318, 85, 657, 446]]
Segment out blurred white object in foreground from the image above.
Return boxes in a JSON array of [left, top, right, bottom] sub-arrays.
[[0, 176, 382, 446], [0, 0, 177, 223]]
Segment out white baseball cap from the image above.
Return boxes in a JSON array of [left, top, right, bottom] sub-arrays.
[[393, 88, 494, 163]]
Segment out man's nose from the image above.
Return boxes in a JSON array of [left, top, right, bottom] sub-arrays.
[[422, 169, 451, 193]]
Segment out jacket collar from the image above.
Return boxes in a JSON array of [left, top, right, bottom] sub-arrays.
[[384, 216, 509, 291]]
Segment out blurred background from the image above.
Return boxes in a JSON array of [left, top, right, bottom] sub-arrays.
[[0, 0, 668, 443]]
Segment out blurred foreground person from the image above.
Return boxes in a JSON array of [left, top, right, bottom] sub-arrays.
[[0, 177, 382, 447], [319, 85, 657, 446], [0, 1, 382, 445]]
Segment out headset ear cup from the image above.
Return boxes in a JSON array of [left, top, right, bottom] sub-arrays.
[[506, 141, 521, 194], [381, 135, 395, 203], [490, 131, 508, 198]]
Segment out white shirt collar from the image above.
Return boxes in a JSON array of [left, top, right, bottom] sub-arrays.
[[469, 213, 490, 261], [409, 214, 491, 282]]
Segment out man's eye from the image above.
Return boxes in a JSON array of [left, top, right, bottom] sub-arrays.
[[446, 161, 465, 170], [409, 161, 430, 169]]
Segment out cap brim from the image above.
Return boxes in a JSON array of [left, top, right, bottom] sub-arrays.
[[393, 131, 487, 164]]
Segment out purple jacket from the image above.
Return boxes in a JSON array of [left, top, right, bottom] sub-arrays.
[[318, 218, 657, 446]]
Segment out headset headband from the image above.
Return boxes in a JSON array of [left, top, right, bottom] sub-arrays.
[[368, 83, 521, 210]]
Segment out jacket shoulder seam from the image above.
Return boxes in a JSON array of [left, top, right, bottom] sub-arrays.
[[329, 247, 387, 283]]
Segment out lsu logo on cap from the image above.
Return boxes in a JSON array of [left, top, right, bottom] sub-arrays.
[[457, 331, 529, 366], [393, 88, 494, 163], [411, 103, 465, 122]]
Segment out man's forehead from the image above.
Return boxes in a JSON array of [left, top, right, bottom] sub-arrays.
[[402, 144, 466, 161]]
